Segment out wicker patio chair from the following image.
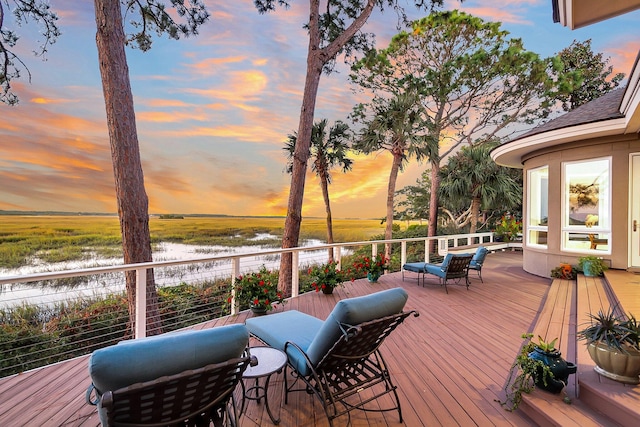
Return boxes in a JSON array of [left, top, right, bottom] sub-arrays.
[[86, 324, 254, 427], [245, 288, 419, 427]]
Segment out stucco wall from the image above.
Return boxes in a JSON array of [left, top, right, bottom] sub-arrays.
[[521, 133, 640, 277]]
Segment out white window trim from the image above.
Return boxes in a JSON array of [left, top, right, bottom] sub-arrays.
[[527, 166, 548, 248], [561, 157, 612, 255]]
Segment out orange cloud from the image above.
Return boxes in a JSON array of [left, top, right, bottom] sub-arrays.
[[605, 40, 640, 78], [187, 56, 247, 76]]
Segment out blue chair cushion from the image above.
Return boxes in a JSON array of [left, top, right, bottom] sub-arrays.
[[440, 253, 454, 269], [305, 288, 407, 372], [402, 262, 427, 273], [246, 310, 324, 375], [424, 263, 445, 277], [88, 323, 249, 395], [246, 288, 408, 376], [469, 247, 488, 269]]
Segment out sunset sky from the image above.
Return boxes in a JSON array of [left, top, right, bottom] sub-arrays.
[[1, 0, 639, 219]]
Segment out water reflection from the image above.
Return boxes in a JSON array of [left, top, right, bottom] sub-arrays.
[[0, 236, 350, 308]]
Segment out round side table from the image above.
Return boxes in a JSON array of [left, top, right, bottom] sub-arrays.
[[241, 346, 287, 424]]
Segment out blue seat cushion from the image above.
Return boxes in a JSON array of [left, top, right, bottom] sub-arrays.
[[470, 247, 488, 269], [88, 323, 249, 395], [246, 288, 408, 376], [246, 310, 324, 375], [402, 262, 427, 273], [425, 263, 446, 277]]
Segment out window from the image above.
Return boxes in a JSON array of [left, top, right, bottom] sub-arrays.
[[527, 166, 548, 247], [562, 158, 611, 253]]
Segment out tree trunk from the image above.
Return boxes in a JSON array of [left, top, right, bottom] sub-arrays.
[[470, 196, 481, 234], [278, 0, 376, 293], [320, 172, 334, 262], [384, 150, 403, 261], [94, 0, 162, 336], [428, 158, 441, 254], [278, 52, 323, 294]]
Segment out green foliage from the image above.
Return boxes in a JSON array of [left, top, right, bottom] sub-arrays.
[[233, 266, 284, 311], [307, 261, 349, 293], [352, 10, 549, 237], [550, 264, 577, 280], [578, 306, 640, 352], [284, 119, 353, 179], [551, 39, 625, 111], [439, 142, 522, 232], [577, 255, 608, 277], [125, 0, 209, 51], [351, 253, 389, 276], [0, 280, 230, 378], [498, 333, 563, 411], [254, 0, 444, 74], [0, 0, 61, 105], [494, 214, 522, 242]]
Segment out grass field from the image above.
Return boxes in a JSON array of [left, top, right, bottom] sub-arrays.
[[0, 215, 388, 269]]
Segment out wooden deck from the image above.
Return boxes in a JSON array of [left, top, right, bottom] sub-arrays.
[[0, 251, 575, 426]]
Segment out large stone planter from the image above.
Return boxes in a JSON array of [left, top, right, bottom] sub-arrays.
[[587, 342, 640, 384]]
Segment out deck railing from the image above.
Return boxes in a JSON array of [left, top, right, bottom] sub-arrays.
[[0, 232, 495, 377]]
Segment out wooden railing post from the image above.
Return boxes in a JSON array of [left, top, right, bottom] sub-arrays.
[[335, 246, 342, 271], [424, 239, 429, 262], [291, 250, 299, 298], [135, 267, 147, 339], [231, 258, 239, 315], [401, 241, 406, 267]]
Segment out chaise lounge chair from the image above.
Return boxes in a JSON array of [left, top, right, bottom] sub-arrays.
[[245, 287, 418, 427], [402, 253, 473, 293], [86, 324, 254, 427]]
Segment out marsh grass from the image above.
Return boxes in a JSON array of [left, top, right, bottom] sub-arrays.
[[0, 279, 232, 378], [0, 216, 385, 268]]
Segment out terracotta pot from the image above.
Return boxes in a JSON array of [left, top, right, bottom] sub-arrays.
[[587, 342, 640, 384]]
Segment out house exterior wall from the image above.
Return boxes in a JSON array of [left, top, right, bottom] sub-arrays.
[[521, 133, 640, 277]]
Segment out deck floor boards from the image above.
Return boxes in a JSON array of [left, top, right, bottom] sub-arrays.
[[1, 252, 550, 426]]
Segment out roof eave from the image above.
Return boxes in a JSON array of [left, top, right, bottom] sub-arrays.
[[491, 118, 627, 168]]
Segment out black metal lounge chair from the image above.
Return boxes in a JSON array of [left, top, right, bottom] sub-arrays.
[[245, 288, 419, 427], [86, 324, 254, 427], [402, 253, 473, 293]]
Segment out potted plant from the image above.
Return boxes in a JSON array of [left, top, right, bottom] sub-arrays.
[[351, 253, 389, 282], [577, 255, 608, 277], [577, 306, 640, 384], [550, 263, 577, 280], [499, 334, 575, 411], [308, 261, 347, 294], [233, 266, 285, 314], [494, 214, 522, 242]]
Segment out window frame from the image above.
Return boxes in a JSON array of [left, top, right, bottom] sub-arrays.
[[561, 157, 612, 255], [526, 166, 549, 248]]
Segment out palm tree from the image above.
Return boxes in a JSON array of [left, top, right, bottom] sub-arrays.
[[353, 92, 431, 260], [285, 119, 353, 261], [439, 142, 521, 234]]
